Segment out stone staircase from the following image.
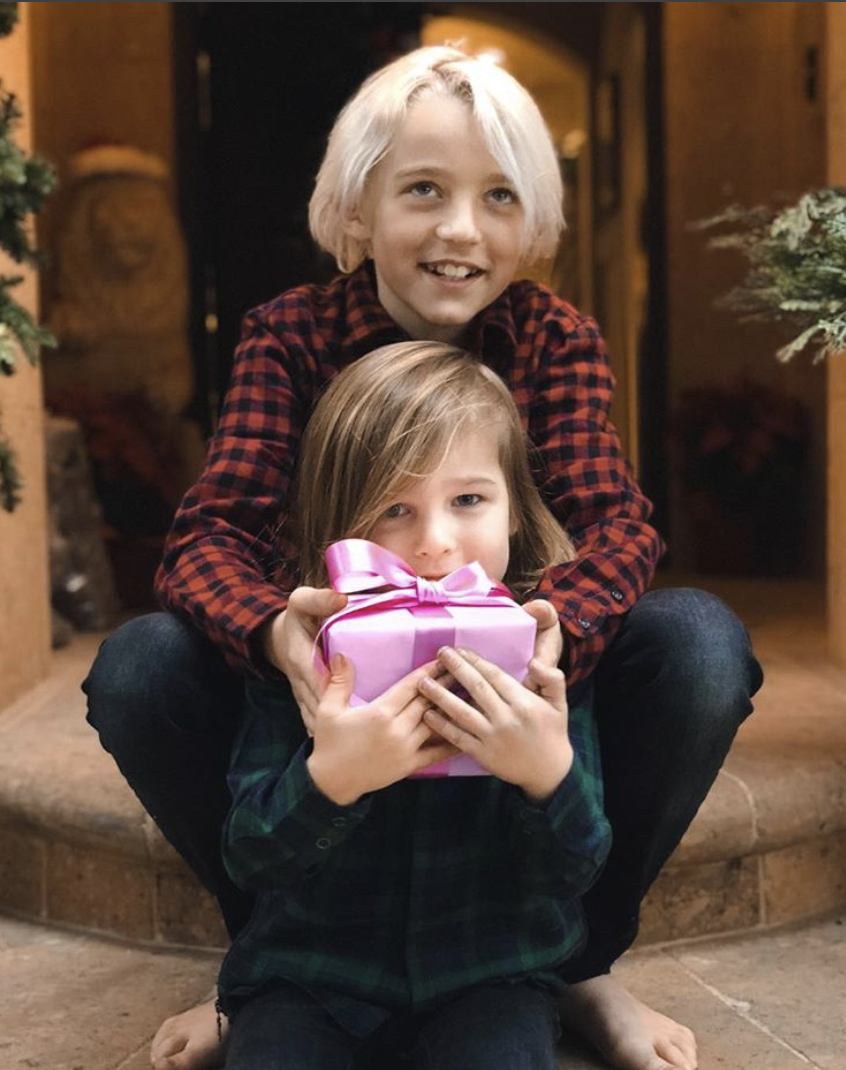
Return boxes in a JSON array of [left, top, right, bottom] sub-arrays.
[[1, 578, 844, 953]]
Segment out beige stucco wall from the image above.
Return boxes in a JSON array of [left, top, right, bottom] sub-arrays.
[[0, 4, 52, 710], [592, 4, 648, 477], [664, 1, 827, 574], [28, 1, 176, 175], [826, 2, 846, 666], [28, 1, 176, 270]]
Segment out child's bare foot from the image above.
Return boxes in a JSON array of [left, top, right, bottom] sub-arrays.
[[150, 998, 228, 1070], [559, 975, 697, 1070]]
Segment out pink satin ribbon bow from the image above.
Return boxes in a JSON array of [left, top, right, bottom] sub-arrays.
[[326, 538, 507, 603], [316, 538, 516, 660]]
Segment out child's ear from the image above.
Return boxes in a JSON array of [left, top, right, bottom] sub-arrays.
[[343, 205, 371, 242]]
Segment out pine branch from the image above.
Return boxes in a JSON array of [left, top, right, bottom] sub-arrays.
[[0, 3, 18, 39], [0, 2, 58, 511], [0, 408, 22, 512], [0, 276, 56, 372], [0, 89, 57, 267], [694, 188, 846, 362]]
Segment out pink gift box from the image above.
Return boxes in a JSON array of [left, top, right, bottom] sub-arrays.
[[319, 540, 537, 778]]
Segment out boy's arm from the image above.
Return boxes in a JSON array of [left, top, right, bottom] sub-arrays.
[[155, 309, 308, 676], [528, 302, 665, 684], [223, 680, 372, 891]]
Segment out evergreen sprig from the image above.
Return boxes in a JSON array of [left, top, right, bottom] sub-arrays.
[[0, 90, 56, 265], [0, 277, 56, 372], [694, 187, 846, 363], [0, 3, 18, 39], [0, 4, 57, 511], [0, 419, 22, 510]]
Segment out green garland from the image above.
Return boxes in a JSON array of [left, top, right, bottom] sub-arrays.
[[694, 187, 846, 363], [0, 3, 17, 38], [0, 2, 57, 512]]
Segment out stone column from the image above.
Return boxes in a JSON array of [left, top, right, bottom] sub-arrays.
[[827, 3, 846, 668], [0, 5, 51, 710]]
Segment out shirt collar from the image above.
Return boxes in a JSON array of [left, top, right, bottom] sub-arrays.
[[344, 260, 519, 366], [341, 261, 408, 358], [468, 285, 519, 367]]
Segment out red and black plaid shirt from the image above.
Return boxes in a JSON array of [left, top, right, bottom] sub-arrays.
[[156, 263, 664, 685]]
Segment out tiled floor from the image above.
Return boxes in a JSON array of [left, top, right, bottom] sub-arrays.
[[2, 908, 844, 1069]]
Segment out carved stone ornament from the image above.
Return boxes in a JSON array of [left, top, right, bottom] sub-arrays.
[[45, 144, 194, 416]]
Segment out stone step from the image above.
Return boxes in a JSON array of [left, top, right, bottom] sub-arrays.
[[1, 578, 844, 952]]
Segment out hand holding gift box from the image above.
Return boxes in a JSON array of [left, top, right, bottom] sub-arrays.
[[318, 539, 538, 778]]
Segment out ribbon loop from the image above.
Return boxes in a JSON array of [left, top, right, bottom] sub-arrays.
[[325, 538, 495, 600], [326, 539, 417, 593], [415, 576, 446, 604], [316, 539, 516, 659]]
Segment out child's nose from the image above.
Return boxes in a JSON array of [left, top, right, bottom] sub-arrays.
[[414, 516, 456, 562], [435, 199, 482, 244]]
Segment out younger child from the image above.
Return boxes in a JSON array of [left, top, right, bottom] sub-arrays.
[[218, 340, 612, 1069]]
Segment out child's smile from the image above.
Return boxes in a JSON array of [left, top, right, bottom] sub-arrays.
[[423, 262, 481, 280], [347, 95, 526, 345]]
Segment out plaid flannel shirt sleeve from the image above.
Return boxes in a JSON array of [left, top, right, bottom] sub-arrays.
[[154, 309, 306, 674], [526, 305, 666, 683], [505, 692, 611, 898], [222, 680, 372, 891]]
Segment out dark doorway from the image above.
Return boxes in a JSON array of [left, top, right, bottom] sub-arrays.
[[172, 3, 427, 432]]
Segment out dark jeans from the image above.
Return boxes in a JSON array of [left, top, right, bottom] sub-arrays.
[[83, 587, 763, 965], [224, 982, 561, 1069]]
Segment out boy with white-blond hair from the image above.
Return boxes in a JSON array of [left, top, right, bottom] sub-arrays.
[[84, 44, 762, 1070]]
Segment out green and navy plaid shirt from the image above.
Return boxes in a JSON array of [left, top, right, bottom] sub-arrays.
[[217, 678, 611, 1036]]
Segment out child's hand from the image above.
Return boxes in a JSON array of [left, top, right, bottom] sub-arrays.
[[262, 586, 348, 732], [306, 654, 458, 806], [521, 599, 564, 672], [419, 647, 573, 804]]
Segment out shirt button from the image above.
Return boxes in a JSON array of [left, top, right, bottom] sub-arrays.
[[577, 618, 592, 630], [331, 817, 347, 828], [610, 588, 624, 602], [316, 837, 331, 850]]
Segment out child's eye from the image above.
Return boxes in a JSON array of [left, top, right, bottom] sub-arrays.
[[488, 187, 518, 205], [382, 503, 408, 518], [407, 181, 438, 198], [454, 493, 482, 508]]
